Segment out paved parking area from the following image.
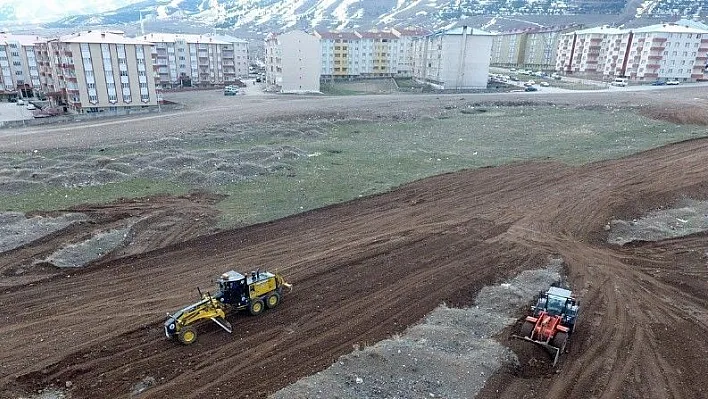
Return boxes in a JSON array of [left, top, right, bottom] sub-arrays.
[[0, 101, 34, 122]]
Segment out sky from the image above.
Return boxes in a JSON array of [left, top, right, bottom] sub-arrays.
[[1, 0, 142, 23]]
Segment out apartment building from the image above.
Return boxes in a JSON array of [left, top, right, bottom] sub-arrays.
[[556, 23, 708, 82], [555, 26, 625, 75], [264, 30, 321, 93], [412, 26, 494, 90], [0, 34, 44, 96], [316, 31, 360, 78], [138, 33, 249, 88], [391, 28, 432, 77], [491, 26, 575, 70], [316, 29, 430, 78], [37, 31, 158, 112]]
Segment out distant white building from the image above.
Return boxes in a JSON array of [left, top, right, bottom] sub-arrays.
[[556, 22, 708, 82], [0, 33, 45, 95], [264, 31, 321, 93], [138, 33, 249, 88], [412, 26, 494, 90]]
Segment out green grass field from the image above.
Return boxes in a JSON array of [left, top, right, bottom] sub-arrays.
[[1, 106, 705, 228]]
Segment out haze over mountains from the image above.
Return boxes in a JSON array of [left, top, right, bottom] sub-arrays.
[[2, 0, 707, 35]]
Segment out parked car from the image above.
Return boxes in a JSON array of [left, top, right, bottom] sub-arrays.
[[610, 78, 628, 87], [539, 81, 550, 87], [551, 73, 562, 80], [26, 103, 36, 110], [524, 80, 536, 87], [224, 85, 239, 95], [524, 86, 539, 92], [652, 80, 666, 86], [16, 99, 25, 106], [666, 80, 680, 85]]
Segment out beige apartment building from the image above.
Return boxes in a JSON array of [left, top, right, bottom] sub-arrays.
[[316, 29, 429, 78], [556, 22, 708, 81], [491, 26, 575, 70], [36, 31, 158, 112], [412, 26, 494, 90], [0, 34, 44, 96], [138, 33, 249, 88], [264, 30, 321, 93]]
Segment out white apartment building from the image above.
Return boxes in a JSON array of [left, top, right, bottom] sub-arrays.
[[392, 28, 432, 77], [138, 33, 249, 88], [37, 31, 158, 112], [557, 23, 708, 81], [0, 34, 44, 95], [412, 26, 494, 90], [264, 31, 321, 93]]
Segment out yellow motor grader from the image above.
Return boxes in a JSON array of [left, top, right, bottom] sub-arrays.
[[164, 269, 291, 344]]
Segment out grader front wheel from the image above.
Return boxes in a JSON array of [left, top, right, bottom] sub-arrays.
[[178, 326, 198, 345], [249, 299, 264, 316]]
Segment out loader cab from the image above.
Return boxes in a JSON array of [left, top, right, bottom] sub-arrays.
[[534, 287, 579, 330]]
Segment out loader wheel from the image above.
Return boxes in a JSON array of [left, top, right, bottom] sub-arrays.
[[249, 299, 264, 316], [266, 292, 280, 309], [551, 332, 568, 352], [178, 326, 197, 345], [520, 321, 535, 338]]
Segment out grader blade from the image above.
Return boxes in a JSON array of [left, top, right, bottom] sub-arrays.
[[211, 317, 233, 334]]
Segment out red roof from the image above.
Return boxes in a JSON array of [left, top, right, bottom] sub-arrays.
[[355, 31, 398, 40], [316, 31, 360, 40]]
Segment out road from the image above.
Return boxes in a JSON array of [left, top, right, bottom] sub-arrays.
[[1, 85, 707, 151]]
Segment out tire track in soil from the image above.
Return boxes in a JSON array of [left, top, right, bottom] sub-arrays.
[[2, 138, 708, 398]]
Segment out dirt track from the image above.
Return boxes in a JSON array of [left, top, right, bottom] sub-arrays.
[[2, 88, 708, 398]]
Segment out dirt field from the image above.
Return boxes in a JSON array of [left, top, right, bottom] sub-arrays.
[[1, 87, 708, 398]]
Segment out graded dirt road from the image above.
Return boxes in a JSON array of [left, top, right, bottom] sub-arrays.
[[1, 88, 708, 398]]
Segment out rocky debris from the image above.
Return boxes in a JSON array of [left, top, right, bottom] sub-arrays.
[[43, 226, 133, 268], [608, 199, 708, 245], [0, 212, 86, 253]]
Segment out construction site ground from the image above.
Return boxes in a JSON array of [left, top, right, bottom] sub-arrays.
[[1, 87, 708, 398]]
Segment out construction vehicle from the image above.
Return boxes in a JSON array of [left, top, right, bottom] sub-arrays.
[[164, 269, 292, 345], [513, 286, 579, 366]]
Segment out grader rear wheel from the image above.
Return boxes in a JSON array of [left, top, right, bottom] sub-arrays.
[[266, 292, 280, 309]]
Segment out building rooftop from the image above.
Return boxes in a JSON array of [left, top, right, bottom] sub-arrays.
[[59, 30, 151, 45], [493, 24, 579, 35], [356, 31, 398, 40], [138, 32, 247, 44], [315, 31, 360, 40], [568, 22, 708, 36], [569, 26, 626, 35], [392, 27, 432, 37], [0, 33, 46, 46], [433, 26, 495, 37], [632, 23, 708, 34]]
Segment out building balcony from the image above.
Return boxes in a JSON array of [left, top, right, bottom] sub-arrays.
[[648, 55, 662, 60], [646, 64, 660, 68], [653, 37, 667, 42], [649, 46, 665, 51]]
